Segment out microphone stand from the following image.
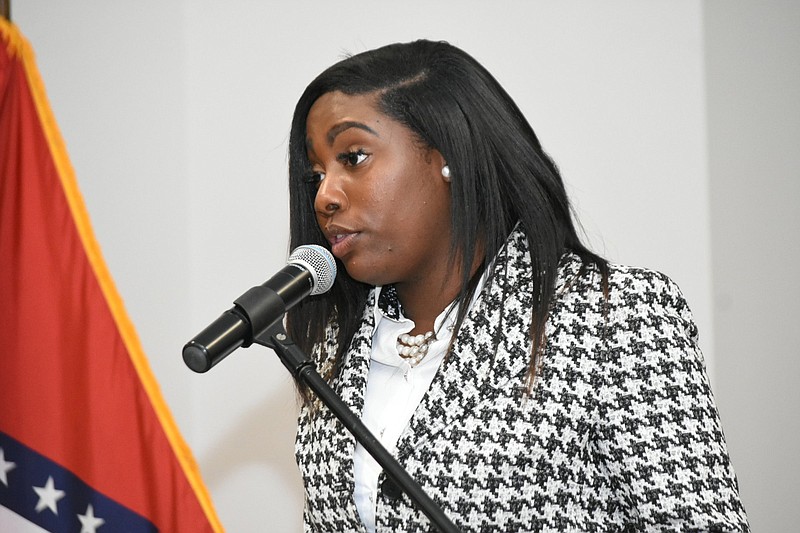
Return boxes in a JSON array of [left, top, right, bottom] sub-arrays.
[[254, 321, 461, 533]]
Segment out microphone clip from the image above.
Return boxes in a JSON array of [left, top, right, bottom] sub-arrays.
[[252, 321, 314, 379], [232, 285, 287, 349]]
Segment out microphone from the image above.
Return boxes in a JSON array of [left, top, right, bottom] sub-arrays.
[[182, 245, 336, 373]]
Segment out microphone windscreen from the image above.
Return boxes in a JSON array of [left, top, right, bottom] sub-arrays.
[[288, 245, 337, 295]]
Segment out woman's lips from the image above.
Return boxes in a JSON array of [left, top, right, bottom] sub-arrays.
[[329, 232, 359, 257]]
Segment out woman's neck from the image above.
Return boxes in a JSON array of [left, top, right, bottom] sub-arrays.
[[394, 251, 484, 335]]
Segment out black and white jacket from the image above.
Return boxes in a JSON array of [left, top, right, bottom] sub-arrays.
[[295, 229, 750, 532]]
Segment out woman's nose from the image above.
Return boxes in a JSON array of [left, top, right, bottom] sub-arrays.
[[314, 173, 347, 217]]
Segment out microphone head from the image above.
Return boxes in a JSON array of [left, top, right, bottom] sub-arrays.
[[288, 245, 337, 295]]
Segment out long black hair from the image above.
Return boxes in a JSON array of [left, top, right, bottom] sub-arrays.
[[286, 40, 606, 392]]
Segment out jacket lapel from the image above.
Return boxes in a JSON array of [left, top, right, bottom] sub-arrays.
[[397, 229, 536, 453], [334, 291, 375, 418]]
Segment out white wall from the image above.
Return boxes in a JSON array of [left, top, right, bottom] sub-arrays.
[[705, 1, 800, 531], [12, 1, 775, 530]]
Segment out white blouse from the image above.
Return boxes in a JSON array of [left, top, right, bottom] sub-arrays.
[[352, 277, 491, 533]]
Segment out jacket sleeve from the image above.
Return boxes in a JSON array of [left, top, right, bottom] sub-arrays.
[[593, 268, 749, 532]]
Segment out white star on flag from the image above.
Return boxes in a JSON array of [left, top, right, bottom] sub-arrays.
[[0, 447, 16, 486], [78, 503, 106, 533], [33, 475, 66, 515]]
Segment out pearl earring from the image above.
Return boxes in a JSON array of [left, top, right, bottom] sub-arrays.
[[442, 165, 451, 179]]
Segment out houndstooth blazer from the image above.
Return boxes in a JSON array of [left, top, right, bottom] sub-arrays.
[[295, 229, 750, 532]]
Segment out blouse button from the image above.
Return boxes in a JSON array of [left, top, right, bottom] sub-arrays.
[[380, 477, 403, 501]]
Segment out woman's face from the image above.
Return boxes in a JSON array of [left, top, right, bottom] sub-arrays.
[[306, 91, 453, 288]]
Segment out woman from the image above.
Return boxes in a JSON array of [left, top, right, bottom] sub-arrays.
[[286, 40, 749, 532]]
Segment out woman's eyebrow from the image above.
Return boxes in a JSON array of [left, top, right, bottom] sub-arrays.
[[326, 121, 379, 145], [306, 121, 379, 151]]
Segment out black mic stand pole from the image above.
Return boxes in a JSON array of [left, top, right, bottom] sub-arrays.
[[254, 321, 461, 533]]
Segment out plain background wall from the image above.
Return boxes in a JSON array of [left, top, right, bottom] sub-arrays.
[[9, 1, 797, 531], [704, 1, 800, 530]]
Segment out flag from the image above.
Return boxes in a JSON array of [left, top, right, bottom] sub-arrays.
[[0, 18, 224, 532]]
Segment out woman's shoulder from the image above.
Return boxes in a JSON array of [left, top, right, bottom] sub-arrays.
[[605, 261, 696, 331], [559, 253, 688, 306], [552, 255, 706, 399], [556, 253, 698, 339], [607, 261, 684, 298]]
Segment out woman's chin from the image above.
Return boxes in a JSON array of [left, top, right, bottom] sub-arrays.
[[343, 260, 390, 287]]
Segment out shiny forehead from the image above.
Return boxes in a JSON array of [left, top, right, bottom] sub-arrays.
[[305, 91, 385, 150]]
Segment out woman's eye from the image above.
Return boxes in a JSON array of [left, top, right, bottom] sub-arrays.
[[305, 171, 325, 186], [339, 149, 368, 167]]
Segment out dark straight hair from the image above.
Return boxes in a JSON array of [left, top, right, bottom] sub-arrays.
[[286, 39, 606, 393]]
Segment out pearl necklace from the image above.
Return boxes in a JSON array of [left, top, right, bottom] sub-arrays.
[[396, 331, 435, 367]]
